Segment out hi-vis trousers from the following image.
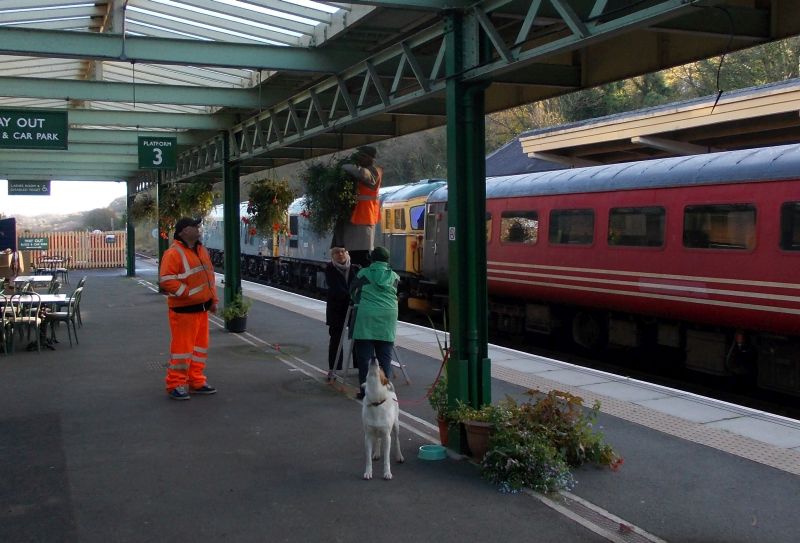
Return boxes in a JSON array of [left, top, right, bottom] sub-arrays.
[[165, 310, 209, 391]]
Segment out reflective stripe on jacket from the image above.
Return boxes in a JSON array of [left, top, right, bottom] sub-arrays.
[[159, 241, 218, 310], [350, 168, 382, 225]]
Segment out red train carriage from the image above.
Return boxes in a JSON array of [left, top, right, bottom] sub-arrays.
[[422, 144, 800, 396]]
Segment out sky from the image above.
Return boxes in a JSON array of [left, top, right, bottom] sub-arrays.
[[0, 179, 128, 216]]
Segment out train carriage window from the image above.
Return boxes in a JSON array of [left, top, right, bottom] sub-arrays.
[[384, 209, 391, 230], [501, 211, 538, 244], [549, 209, 594, 245], [289, 215, 299, 248], [780, 202, 800, 251], [486, 212, 492, 244], [410, 205, 425, 230], [609, 207, 665, 247], [683, 204, 756, 250], [393, 209, 406, 230]]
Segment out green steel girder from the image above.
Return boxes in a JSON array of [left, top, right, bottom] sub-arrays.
[[0, 27, 360, 72], [69, 129, 209, 146], [0, 76, 270, 109], [67, 109, 235, 130], [0, 152, 137, 164], [168, 0, 745, 182]]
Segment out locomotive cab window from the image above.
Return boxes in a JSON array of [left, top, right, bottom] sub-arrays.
[[384, 209, 391, 230], [500, 211, 538, 244], [394, 209, 406, 230], [425, 212, 437, 242], [609, 207, 665, 247], [410, 205, 425, 230], [780, 202, 800, 251], [683, 204, 756, 250], [549, 209, 594, 245]]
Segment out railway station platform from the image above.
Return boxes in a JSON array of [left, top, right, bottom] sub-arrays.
[[2, 261, 799, 543]]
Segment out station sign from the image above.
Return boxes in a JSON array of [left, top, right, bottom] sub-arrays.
[[138, 136, 177, 170], [18, 237, 49, 250], [0, 109, 68, 150], [8, 180, 51, 196]]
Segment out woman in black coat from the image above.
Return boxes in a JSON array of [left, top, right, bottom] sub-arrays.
[[324, 246, 361, 381]]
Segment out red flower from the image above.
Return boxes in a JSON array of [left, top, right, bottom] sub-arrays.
[[610, 457, 625, 472], [272, 222, 281, 232], [241, 217, 250, 224], [249, 227, 257, 236], [300, 210, 310, 218]]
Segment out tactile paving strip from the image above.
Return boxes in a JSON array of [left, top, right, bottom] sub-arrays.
[[492, 365, 800, 476]]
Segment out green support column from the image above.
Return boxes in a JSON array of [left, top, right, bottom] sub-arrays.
[[156, 171, 169, 262], [221, 131, 242, 306], [126, 181, 136, 277], [444, 11, 491, 452]]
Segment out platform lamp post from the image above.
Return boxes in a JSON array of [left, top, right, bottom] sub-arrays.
[[156, 171, 169, 262], [444, 11, 492, 453], [126, 180, 136, 277]]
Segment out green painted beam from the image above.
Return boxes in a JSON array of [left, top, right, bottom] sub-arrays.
[[0, 173, 129, 181], [0, 152, 138, 164], [0, 77, 272, 109], [0, 27, 359, 73], [69, 129, 208, 146], [67, 109, 235, 130], [1, 162, 136, 173], [344, 0, 472, 8]]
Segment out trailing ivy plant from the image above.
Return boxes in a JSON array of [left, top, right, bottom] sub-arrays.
[[129, 193, 156, 223], [179, 180, 216, 218]]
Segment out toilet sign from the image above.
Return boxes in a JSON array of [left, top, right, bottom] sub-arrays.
[[8, 180, 51, 196], [138, 136, 177, 170], [0, 109, 68, 150]]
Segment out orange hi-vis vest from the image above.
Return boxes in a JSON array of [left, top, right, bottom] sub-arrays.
[[159, 241, 218, 310], [350, 167, 382, 225]]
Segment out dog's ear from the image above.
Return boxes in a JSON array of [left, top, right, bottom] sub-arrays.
[[379, 369, 389, 386]]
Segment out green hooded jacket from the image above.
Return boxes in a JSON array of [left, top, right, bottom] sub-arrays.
[[350, 261, 400, 341]]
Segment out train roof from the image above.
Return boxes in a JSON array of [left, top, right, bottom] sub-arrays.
[[383, 179, 446, 203], [428, 144, 800, 202]]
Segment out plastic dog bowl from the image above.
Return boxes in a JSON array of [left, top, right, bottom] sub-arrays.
[[418, 444, 447, 460]]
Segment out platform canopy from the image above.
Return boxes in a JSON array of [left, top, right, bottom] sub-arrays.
[[0, 1, 798, 185]]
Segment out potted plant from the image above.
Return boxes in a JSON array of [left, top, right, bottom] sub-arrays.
[[300, 158, 358, 236], [244, 178, 295, 237], [427, 371, 451, 446], [451, 401, 509, 462], [220, 293, 252, 333]]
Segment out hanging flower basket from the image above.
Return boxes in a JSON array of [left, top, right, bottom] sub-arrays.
[[129, 193, 156, 223], [244, 179, 295, 236], [301, 159, 358, 237], [159, 183, 184, 239], [179, 181, 216, 218]]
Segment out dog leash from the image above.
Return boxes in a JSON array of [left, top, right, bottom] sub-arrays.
[[396, 347, 449, 406]]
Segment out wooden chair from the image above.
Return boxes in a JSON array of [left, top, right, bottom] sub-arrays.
[[9, 291, 43, 352], [45, 287, 82, 347]]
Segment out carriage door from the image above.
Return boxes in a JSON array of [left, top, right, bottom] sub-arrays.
[[422, 202, 448, 281]]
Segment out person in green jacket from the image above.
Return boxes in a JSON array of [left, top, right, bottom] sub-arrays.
[[350, 246, 400, 399]]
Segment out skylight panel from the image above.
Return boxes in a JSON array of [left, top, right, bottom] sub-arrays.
[[148, 0, 302, 37], [213, 0, 327, 25], [0, 3, 96, 15]]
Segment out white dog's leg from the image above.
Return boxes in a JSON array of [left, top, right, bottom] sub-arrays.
[[372, 436, 381, 460], [381, 429, 392, 480], [392, 421, 405, 463], [363, 433, 373, 480]]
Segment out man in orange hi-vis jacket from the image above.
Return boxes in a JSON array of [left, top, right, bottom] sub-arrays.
[[334, 145, 383, 268], [159, 217, 219, 401]]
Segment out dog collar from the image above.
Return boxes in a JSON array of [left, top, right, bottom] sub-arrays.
[[369, 399, 386, 407]]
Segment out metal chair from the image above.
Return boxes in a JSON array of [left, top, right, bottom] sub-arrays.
[[0, 294, 13, 354], [46, 287, 81, 347], [54, 256, 70, 285]]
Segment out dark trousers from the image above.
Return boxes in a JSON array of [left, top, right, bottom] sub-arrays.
[[355, 339, 394, 385]]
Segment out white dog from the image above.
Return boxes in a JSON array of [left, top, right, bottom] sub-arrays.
[[361, 359, 404, 480]]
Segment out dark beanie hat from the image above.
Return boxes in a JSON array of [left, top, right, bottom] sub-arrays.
[[174, 217, 201, 239], [357, 145, 377, 159], [371, 246, 390, 262]]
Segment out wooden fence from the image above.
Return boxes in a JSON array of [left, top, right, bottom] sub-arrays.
[[20, 231, 127, 269]]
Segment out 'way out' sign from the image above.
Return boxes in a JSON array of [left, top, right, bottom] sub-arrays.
[[0, 109, 68, 150], [138, 136, 177, 170]]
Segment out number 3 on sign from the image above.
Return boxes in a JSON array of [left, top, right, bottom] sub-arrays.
[[151, 148, 163, 165]]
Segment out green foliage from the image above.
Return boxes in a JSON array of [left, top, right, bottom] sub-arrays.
[[245, 179, 295, 236], [428, 372, 449, 419], [82, 208, 118, 231], [301, 159, 357, 236], [220, 293, 252, 320], [455, 392, 622, 493], [129, 193, 156, 223], [179, 181, 216, 218]]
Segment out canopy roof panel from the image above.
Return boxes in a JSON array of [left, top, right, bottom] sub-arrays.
[[0, 1, 798, 185]]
